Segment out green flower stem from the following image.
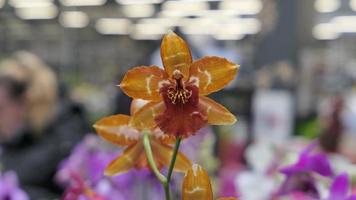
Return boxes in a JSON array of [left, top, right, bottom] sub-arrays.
[[164, 136, 182, 200], [167, 137, 182, 182], [142, 131, 167, 184], [143, 131, 183, 200]]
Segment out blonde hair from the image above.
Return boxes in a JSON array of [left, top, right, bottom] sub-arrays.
[[0, 51, 58, 134]]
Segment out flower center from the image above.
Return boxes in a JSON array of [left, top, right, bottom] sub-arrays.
[[167, 87, 192, 104], [166, 70, 192, 104]]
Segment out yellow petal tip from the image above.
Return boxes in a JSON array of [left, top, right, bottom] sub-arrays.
[[225, 114, 238, 125], [231, 115, 238, 124]]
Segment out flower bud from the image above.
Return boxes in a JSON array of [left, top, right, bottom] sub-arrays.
[[182, 164, 213, 200]]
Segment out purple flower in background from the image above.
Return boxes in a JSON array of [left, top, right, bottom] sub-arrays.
[[180, 127, 211, 161], [277, 142, 333, 198], [324, 173, 356, 200], [0, 171, 29, 200], [287, 191, 317, 200], [280, 142, 333, 177], [56, 134, 166, 200], [278, 173, 319, 199]]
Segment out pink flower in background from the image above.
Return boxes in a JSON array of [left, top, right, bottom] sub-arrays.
[[0, 171, 29, 200], [288, 192, 316, 200], [62, 172, 106, 200]]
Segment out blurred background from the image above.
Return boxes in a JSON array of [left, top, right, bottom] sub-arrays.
[[0, 0, 356, 199]]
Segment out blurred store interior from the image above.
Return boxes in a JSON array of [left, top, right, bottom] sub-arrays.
[[0, 0, 356, 199]]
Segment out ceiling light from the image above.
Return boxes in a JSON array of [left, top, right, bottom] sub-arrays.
[[314, 0, 340, 13], [161, 1, 209, 17], [138, 18, 178, 28], [219, 0, 263, 15], [121, 4, 155, 18], [9, 0, 53, 8], [331, 16, 356, 33], [213, 33, 245, 40], [15, 3, 58, 19], [134, 23, 169, 35], [60, 0, 106, 6], [180, 18, 215, 34], [96, 18, 132, 35], [59, 11, 89, 28], [130, 23, 171, 40], [116, 0, 163, 4], [0, 0, 5, 8], [193, 9, 239, 18], [313, 23, 340, 40], [130, 33, 162, 40], [351, 0, 356, 11], [180, 17, 261, 35], [235, 18, 261, 34]]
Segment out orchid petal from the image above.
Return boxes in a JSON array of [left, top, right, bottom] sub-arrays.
[[301, 141, 318, 156], [279, 165, 304, 176], [280, 141, 333, 177], [198, 96, 236, 125], [277, 173, 319, 198], [160, 31, 192, 80], [347, 195, 356, 200], [104, 143, 144, 176], [309, 153, 333, 177], [151, 139, 192, 173], [190, 56, 239, 95], [217, 198, 237, 200], [329, 173, 349, 199], [151, 129, 176, 144], [94, 114, 140, 146], [120, 66, 167, 101], [129, 101, 165, 131]]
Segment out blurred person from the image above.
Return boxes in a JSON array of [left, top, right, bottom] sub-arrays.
[[319, 95, 344, 153], [0, 51, 89, 199]]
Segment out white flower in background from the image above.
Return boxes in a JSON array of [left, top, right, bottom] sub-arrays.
[[246, 140, 275, 172], [235, 171, 275, 200], [329, 154, 356, 178]]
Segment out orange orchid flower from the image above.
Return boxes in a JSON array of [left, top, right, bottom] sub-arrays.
[[182, 164, 237, 200], [120, 31, 239, 137], [93, 100, 192, 176]]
